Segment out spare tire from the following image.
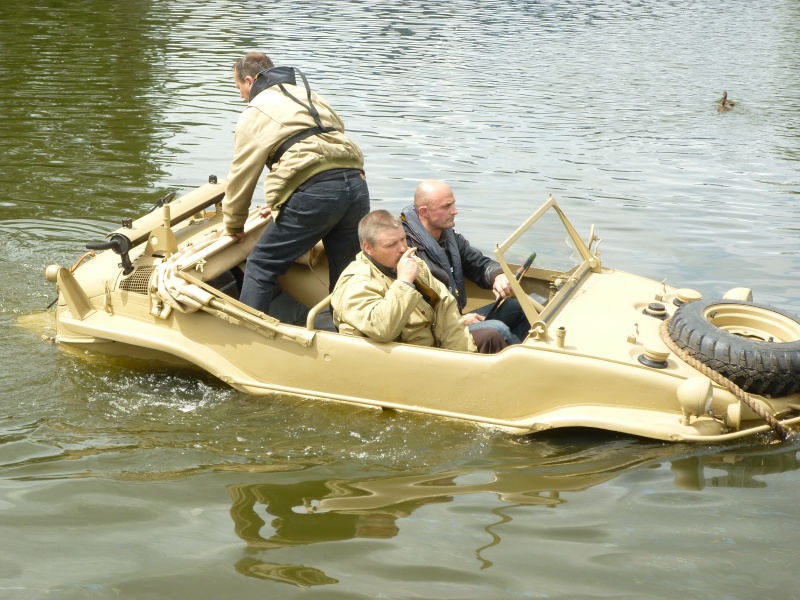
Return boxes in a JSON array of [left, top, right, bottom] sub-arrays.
[[667, 299, 800, 397]]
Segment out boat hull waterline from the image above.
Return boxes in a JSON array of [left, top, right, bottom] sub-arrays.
[[44, 178, 800, 443]]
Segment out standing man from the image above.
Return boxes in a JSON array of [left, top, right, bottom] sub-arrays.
[[401, 180, 530, 344], [222, 52, 369, 324]]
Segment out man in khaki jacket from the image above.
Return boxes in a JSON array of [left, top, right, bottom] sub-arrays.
[[222, 52, 369, 324], [332, 211, 506, 353]]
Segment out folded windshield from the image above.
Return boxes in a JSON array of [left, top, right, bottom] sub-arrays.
[[494, 198, 597, 326], [504, 207, 585, 277]]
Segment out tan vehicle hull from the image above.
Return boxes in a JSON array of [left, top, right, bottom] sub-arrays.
[[45, 179, 800, 443]]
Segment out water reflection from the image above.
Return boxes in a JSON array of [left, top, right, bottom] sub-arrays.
[[672, 444, 800, 490], [228, 477, 443, 587], [227, 441, 800, 587]]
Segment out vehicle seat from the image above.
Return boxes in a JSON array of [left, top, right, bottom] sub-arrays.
[[296, 241, 325, 267]]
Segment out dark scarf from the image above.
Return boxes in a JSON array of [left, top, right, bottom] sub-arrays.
[[365, 253, 441, 311], [400, 205, 466, 311], [365, 253, 398, 280]]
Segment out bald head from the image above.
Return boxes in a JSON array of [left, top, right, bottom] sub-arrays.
[[414, 180, 452, 210], [413, 180, 458, 239]]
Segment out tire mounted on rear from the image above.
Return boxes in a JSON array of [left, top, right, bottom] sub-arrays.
[[667, 299, 800, 397]]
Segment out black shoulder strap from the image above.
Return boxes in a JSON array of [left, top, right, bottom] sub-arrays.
[[277, 69, 324, 129], [264, 68, 337, 168], [267, 125, 335, 168]]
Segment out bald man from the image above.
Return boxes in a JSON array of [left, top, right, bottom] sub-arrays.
[[401, 180, 530, 344]]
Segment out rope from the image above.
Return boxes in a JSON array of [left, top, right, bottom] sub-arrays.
[[69, 251, 96, 273], [659, 318, 790, 440]]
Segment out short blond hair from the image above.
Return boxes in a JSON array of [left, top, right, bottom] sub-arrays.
[[358, 210, 402, 245]]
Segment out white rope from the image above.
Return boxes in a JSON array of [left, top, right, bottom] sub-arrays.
[[150, 206, 270, 317]]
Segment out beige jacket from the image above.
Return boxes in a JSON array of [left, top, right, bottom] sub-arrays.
[[222, 82, 364, 234], [331, 252, 477, 352]]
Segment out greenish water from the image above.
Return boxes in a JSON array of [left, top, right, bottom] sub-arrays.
[[1, 1, 799, 598]]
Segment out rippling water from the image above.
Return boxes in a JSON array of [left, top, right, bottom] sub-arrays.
[[1, 1, 800, 598]]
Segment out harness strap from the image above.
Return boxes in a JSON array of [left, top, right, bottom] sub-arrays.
[[412, 277, 441, 311], [254, 67, 339, 168], [267, 125, 336, 169], [277, 69, 324, 128]]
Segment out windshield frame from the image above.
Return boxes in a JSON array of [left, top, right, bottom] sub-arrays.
[[492, 196, 601, 336]]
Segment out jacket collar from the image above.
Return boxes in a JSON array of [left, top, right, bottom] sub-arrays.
[[400, 205, 466, 310], [401, 205, 447, 269], [361, 252, 441, 310], [362, 252, 397, 279], [249, 66, 296, 102]]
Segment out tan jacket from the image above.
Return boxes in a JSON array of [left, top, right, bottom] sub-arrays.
[[222, 82, 365, 234], [331, 252, 476, 352]]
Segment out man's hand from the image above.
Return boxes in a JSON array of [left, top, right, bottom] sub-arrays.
[[217, 229, 245, 243], [219, 205, 270, 243], [492, 273, 513, 299], [397, 247, 419, 284], [462, 312, 485, 325]]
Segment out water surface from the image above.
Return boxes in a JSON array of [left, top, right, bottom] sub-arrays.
[[1, 1, 799, 598]]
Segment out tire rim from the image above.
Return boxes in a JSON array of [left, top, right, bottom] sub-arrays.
[[703, 304, 800, 343]]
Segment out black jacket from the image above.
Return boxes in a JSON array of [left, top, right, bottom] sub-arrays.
[[401, 205, 502, 312]]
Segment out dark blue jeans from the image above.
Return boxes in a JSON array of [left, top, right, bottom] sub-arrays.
[[239, 170, 370, 323], [469, 297, 530, 344]]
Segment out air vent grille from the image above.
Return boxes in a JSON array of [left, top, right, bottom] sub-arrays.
[[119, 265, 155, 295]]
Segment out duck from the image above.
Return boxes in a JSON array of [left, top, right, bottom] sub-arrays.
[[719, 91, 736, 112]]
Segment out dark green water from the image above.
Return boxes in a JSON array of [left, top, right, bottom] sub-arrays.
[[1, 1, 799, 598]]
